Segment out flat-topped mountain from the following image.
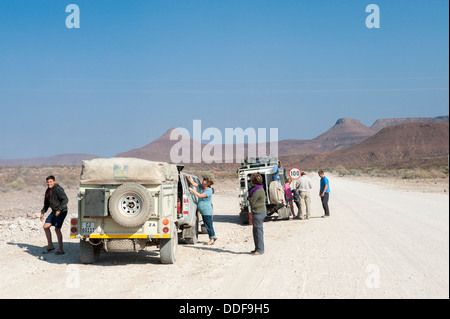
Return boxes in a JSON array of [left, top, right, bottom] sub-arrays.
[[370, 115, 449, 132], [282, 122, 449, 169]]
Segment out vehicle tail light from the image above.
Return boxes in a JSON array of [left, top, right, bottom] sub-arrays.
[[70, 218, 78, 235], [163, 218, 170, 225], [163, 227, 169, 233], [183, 195, 189, 215]]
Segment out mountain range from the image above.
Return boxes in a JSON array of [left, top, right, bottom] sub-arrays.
[[1, 115, 448, 169], [281, 122, 449, 170]]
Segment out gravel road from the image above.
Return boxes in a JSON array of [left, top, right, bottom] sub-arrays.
[[0, 174, 448, 299]]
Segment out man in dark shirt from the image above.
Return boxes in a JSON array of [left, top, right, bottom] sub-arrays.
[[40, 175, 68, 255]]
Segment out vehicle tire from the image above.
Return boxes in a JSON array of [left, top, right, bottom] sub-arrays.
[[108, 183, 153, 228], [160, 226, 178, 264], [277, 206, 290, 220], [80, 239, 96, 264], [184, 212, 199, 245]]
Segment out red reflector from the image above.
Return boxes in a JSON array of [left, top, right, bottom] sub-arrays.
[[163, 227, 169, 233], [71, 227, 77, 233], [71, 219, 77, 225]]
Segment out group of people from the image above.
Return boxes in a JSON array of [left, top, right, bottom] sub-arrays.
[[283, 170, 331, 220], [246, 170, 331, 255], [39, 170, 331, 258], [183, 170, 330, 256]]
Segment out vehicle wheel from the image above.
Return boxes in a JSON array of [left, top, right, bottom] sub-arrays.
[[184, 212, 199, 245], [108, 183, 153, 228], [160, 226, 178, 264], [277, 206, 290, 220], [80, 239, 96, 264]]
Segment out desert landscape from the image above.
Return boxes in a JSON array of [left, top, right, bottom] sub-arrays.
[[0, 114, 449, 299], [1, 1, 448, 305], [0, 167, 448, 299]]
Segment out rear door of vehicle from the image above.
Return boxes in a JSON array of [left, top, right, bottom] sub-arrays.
[[179, 172, 200, 227]]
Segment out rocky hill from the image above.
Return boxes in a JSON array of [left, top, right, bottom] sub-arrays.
[[277, 118, 375, 156], [115, 128, 199, 163], [282, 122, 449, 170], [311, 118, 376, 151], [370, 115, 449, 132]]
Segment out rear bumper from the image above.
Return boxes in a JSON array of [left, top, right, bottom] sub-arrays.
[[71, 234, 171, 239]]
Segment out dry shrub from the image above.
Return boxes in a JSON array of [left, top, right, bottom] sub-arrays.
[[8, 177, 25, 190]]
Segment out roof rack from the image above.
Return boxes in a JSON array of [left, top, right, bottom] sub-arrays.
[[240, 156, 279, 169]]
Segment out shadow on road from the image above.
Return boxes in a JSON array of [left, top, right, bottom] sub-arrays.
[[212, 214, 242, 225], [7, 241, 162, 266], [184, 244, 250, 255]]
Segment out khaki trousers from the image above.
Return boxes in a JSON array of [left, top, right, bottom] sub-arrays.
[[299, 191, 311, 218]]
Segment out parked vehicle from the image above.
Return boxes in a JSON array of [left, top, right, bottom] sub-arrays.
[[70, 158, 202, 264], [237, 156, 290, 224]]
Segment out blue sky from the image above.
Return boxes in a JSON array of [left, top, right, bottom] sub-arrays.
[[0, 0, 448, 159]]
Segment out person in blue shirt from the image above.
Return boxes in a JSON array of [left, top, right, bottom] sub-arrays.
[[318, 170, 331, 217], [186, 175, 217, 245]]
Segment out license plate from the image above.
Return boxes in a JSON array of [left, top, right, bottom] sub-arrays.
[[82, 222, 96, 233], [146, 221, 158, 234]]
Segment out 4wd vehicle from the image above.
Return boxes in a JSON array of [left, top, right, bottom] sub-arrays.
[[70, 158, 202, 264], [238, 156, 290, 224]]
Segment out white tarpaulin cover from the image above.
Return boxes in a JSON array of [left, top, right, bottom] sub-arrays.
[[80, 158, 178, 185]]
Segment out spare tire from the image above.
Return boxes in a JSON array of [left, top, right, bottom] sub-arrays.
[[108, 183, 153, 228]]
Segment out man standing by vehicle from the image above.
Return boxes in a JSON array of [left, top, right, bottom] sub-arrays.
[[40, 176, 69, 255], [318, 170, 331, 218], [297, 172, 312, 219]]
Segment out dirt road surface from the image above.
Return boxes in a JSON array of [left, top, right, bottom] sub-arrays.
[[0, 174, 448, 299]]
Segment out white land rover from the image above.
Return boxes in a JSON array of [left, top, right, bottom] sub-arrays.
[[70, 158, 185, 264]]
